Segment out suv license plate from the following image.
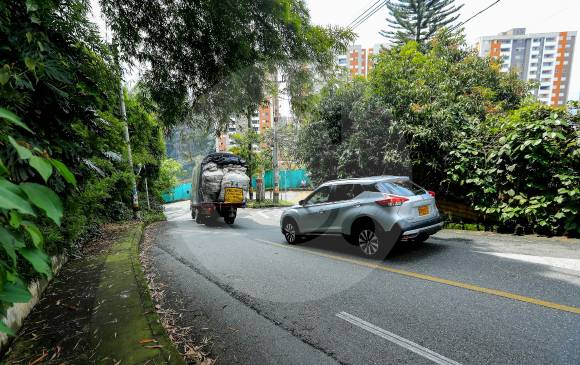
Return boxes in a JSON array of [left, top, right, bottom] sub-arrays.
[[418, 205, 429, 216]]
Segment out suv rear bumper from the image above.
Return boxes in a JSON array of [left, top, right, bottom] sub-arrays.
[[397, 216, 444, 240]]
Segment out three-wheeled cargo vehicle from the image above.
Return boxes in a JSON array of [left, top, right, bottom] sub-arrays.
[[190, 152, 250, 224]]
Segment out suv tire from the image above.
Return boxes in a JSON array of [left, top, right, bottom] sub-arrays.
[[283, 219, 301, 245], [354, 222, 388, 259]]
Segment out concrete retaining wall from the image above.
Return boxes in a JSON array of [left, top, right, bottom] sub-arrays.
[[0, 254, 68, 351]]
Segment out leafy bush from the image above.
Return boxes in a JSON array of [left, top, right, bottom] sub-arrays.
[[0, 109, 76, 334], [0, 2, 170, 337], [446, 103, 580, 236]]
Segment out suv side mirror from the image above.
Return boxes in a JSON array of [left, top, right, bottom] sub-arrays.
[[298, 199, 305, 206]]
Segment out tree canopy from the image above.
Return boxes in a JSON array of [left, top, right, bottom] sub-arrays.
[[298, 32, 530, 188], [380, 0, 463, 46], [100, 0, 353, 129]]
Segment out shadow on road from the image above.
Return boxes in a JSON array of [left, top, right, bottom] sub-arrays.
[[298, 235, 452, 263]]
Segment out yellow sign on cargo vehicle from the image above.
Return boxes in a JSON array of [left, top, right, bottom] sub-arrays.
[[224, 187, 244, 203]]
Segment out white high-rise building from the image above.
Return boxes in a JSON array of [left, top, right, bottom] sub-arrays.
[[478, 28, 577, 106]]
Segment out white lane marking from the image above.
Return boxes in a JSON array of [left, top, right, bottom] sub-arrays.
[[257, 211, 272, 220], [336, 312, 462, 365], [477, 252, 580, 273]]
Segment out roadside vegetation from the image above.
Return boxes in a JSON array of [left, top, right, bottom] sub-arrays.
[[0, 0, 353, 337], [0, 1, 169, 334], [296, 32, 579, 236], [246, 199, 295, 209]]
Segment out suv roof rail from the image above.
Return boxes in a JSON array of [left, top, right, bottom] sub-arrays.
[[321, 175, 408, 185]]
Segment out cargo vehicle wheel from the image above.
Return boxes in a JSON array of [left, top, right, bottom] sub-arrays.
[[225, 216, 235, 225], [191, 208, 196, 220], [283, 219, 301, 245], [194, 209, 206, 224], [354, 223, 386, 258]]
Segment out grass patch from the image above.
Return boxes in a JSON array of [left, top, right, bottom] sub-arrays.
[[246, 199, 294, 208], [142, 209, 166, 225], [444, 222, 490, 231]]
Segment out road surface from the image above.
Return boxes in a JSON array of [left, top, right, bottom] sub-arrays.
[[150, 201, 580, 365]]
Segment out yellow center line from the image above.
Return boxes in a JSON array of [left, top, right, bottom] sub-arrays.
[[256, 239, 580, 315]]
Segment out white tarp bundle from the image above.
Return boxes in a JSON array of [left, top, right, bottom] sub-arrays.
[[200, 163, 249, 202], [218, 165, 250, 201], [201, 162, 224, 202]]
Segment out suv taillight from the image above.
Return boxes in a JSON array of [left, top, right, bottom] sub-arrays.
[[375, 195, 409, 207], [428, 191, 436, 198]]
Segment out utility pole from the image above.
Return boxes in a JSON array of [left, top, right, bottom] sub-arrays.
[[272, 72, 280, 204], [247, 110, 254, 200], [144, 176, 151, 210], [114, 37, 140, 219]]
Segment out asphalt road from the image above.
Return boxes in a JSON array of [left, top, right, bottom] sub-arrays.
[[150, 201, 580, 365]]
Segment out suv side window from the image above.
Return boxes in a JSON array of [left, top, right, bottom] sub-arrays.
[[305, 186, 331, 205], [351, 184, 364, 198], [330, 184, 353, 202]]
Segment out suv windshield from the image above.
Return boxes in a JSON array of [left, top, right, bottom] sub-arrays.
[[375, 180, 426, 196]]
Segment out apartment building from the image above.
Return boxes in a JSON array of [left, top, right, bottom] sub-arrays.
[[478, 28, 576, 106], [216, 100, 273, 152], [338, 44, 386, 78]]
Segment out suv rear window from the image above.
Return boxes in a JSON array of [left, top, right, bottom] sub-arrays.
[[374, 180, 425, 196]]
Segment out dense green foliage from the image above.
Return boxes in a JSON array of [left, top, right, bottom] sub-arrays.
[[100, 0, 353, 130], [0, 109, 76, 335], [0, 0, 170, 333], [299, 33, 529, 187], [446, 104, 580, 236], [381, 0, 463, 46]]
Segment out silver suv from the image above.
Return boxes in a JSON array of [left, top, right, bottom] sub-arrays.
[[280, 176, 444, 258]]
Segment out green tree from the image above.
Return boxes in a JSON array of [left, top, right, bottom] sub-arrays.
[[368, 32, 529, 188], [297, 32, 530, 189], [100, 0, 353, 129], [0, 1, 169, 248], [228, 130, 271, 179], [380, 0, 463, 46], [153, 159, 185, 198]]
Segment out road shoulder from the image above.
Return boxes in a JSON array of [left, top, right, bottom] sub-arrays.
[[4, 222, 183, 364]]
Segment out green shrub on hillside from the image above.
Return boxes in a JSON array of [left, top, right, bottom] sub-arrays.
[[446, 103, 580, 236]]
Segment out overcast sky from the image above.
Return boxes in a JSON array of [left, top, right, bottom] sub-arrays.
[[306, 0, 580, 101], [90, 0, 580, 102]]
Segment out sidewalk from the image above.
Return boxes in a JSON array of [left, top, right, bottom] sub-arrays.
[[3, 222, 183, 364]]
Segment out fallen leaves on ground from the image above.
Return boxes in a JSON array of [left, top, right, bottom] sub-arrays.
[[140, 223, 214, 364]]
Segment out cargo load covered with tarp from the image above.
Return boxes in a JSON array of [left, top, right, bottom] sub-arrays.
[[191, 153, 250, 205]]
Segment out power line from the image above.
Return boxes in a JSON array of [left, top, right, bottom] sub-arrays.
[[351, 1, 387, 30], [351, 2, 387, 30], [347, 0, 383, 29], [451, 0, 502, 32], [349, 0, 387, 30]]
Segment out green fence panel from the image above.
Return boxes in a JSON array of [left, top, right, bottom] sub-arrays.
[[162, 182, 192, 203], [252, 169, 311, 189]]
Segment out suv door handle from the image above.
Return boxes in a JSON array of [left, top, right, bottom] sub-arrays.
[[318, 210, 325, 214], [354, 202, 361, 208]]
